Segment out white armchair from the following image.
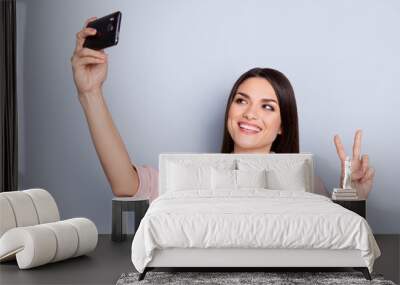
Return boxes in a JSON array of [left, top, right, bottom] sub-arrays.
[[0, 188, 98, 269]]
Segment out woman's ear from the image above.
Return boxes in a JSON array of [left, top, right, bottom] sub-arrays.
[[278, 126, 282, 135]]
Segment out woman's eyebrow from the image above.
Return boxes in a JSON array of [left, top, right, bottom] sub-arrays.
[[236, 92, 278, 104]]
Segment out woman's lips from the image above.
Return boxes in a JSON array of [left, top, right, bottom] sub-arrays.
[[238, 124, 261, 135]]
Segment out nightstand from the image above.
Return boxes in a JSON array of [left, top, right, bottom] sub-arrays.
[[332, 199, 366, 219], [112, 197, 149, 242]]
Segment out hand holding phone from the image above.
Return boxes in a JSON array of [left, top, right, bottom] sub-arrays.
[[71, 16, 110, 96], [83, 11, 122, 50]]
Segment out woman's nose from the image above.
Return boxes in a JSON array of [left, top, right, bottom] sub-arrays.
[[243, 107, 258, 120]]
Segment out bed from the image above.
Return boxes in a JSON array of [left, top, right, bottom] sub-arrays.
[[130, 153, 381, 281]]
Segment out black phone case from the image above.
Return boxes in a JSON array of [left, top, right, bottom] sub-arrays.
[[83, 11, 122, 50]]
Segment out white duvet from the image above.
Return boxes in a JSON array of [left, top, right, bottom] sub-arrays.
[[131, 189, 381, 273]]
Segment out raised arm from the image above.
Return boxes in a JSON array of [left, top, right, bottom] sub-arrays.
[[70, 16, 139, 197]]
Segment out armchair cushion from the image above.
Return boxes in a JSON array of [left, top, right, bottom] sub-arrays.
[[0, 218, 97, 269], [0, 189, 97, 269]]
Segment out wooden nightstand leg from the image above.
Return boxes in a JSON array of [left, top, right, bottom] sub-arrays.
[[112, 201, 125, 242], [133, 205, 141, 236]]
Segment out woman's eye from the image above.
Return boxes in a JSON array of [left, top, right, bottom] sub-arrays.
[[263, 104, 274, 111]]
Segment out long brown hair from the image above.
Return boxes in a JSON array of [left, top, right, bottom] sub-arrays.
[[220, 67, 299, 153]]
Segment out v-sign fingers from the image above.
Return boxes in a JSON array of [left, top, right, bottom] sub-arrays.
[[334, 134, 347, 161], [352, 129, 362, 160]]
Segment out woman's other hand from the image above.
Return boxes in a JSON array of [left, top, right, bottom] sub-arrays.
[[334, 129, 376, 200], [71, 16, 108, 96]]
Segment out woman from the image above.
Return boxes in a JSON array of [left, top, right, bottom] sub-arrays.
[[71, 17, 375, 202]]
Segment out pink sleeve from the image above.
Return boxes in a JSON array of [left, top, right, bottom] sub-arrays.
[[132, 163, 159, 203], [313, 175, 330, 198]]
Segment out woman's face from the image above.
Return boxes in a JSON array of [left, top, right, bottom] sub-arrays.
[[227, 77, 282, 154]]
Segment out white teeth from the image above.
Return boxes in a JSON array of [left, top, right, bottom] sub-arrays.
[[239, 123, 261, 132]]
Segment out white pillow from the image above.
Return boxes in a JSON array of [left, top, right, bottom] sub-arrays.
[[211, 168, 237, 190], [265, 163, 307, 191], [211, 168, 268, 190], [167, 162, 212, 191], [237, 158, 308, 191], [237, 169, 268, 188]]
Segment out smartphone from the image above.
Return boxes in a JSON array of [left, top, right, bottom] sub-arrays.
[[83, 11, 122, 50]]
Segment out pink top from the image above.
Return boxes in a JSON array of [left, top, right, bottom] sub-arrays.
[[132, 164, 160, 203], [132, 163, 330, 204]]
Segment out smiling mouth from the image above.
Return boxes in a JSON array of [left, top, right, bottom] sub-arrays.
[[238, 122, 262, 135]]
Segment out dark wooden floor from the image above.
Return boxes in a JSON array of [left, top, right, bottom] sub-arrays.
[[0, 234, 398, 285]]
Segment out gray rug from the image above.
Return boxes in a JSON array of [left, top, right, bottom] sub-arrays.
[[116, 271, 397, 285]]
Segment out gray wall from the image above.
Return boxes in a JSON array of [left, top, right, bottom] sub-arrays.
[[16, 0, 400, 234]]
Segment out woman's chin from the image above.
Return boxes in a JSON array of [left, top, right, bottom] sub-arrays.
[[234, 137, 259, 149], [235, 131, 261, 141]]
